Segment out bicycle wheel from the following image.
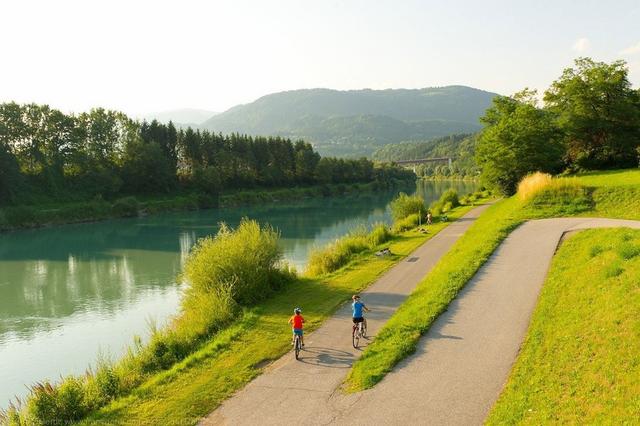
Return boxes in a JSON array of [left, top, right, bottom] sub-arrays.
[[294, 335, 301, 360], [352, 325, 360, 348]]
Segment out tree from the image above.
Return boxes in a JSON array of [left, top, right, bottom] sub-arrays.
[[544, 58, 640, 169], [476, 90, 564, 195], [121, 138, 174, 194], [0, 143, 22, 204]]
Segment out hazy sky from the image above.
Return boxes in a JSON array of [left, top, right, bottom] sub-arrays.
[[1, 0, 639, 116]]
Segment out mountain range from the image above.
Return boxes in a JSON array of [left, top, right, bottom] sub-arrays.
[[200, 86, 498, 157]]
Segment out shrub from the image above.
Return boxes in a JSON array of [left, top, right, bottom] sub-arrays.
[[24, 378, 88, 424], [392, 213, 420, 233], [306, 227, 370, 276], [517, 172, 553, 201], [523, 179, 592, 215], [389, 192, 426, 221], [182, 219, 285, 306], [429, 189, 460, 217], [195, 192, 217, 209], [439, 189, 460, 208], [369, 223, 392, 247], [3, 205, 38, 227], [111, 196, 139, 217]]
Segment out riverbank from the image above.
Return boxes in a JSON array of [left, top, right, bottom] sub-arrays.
[[0, 179, 413, 232]]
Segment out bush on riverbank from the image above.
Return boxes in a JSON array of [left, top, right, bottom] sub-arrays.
[[389, 193, 427, 221], [392, 214, 421, 233], [306, 226, 372, 276], [429, 189, 460, 216]]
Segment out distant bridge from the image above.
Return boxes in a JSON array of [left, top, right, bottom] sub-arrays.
[[394, 157, 453, 171]]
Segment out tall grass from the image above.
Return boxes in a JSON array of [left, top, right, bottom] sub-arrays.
[[429, 188, 461, 216], [518, 173, 592, 216], [517, 172, 553, 201], [389, 192, 426, 221], [306, 226, 372, 276]]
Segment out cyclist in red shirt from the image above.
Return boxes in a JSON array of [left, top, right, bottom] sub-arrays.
[[288, 307, 305, 347]]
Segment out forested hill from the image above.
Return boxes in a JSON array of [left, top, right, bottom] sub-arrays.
[[372, 134, 479, 178], [202, 86, 497, 157]]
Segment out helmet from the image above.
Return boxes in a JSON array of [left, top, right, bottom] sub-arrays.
[[294, 307, 301, 314], [352, 294, 360, 300]]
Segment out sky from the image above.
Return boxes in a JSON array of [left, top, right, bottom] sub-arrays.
[[1, 0, 639, 116]]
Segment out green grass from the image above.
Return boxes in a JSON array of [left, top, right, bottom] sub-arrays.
[[486, 229, 640, 424], [75, 202, 481, 425], [572, 169, 640, 187], [345, 168, 640, 391]]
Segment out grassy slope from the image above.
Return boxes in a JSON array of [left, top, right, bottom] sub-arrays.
[[345, 169, 640, 391], [84, 205, 478, 424], [487, 229, 640, 424]]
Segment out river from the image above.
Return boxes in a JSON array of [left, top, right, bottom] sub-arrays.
[[0, 180, 478, 407]]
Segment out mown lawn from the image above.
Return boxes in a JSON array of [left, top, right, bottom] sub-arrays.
[[345, 168, 640, 391], [84, 204, 479, 424], [486, 229, 640, 424]]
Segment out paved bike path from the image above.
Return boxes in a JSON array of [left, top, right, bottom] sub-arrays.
[[333, 217, 640, 425], [201, 204, 491, 425]]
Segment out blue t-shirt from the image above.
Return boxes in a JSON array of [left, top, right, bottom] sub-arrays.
[[352, 301, 365, 318]]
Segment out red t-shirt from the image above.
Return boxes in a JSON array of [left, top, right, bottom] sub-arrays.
[[290, 314, 304, 329]]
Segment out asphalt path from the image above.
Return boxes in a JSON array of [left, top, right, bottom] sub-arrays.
[[201, 216, 640, 425]]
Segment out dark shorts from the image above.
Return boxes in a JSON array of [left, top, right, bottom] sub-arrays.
[[352, 317, 364, 324]]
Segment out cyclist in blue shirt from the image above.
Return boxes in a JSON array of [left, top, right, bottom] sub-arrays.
[[352, 294, 370, 329]]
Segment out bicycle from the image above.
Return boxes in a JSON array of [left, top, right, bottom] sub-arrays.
[[352, 320, 367, 348], [294, 333, 302, 360]]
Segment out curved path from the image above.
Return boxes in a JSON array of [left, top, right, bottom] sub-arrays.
[[201, 216, 640, 426]]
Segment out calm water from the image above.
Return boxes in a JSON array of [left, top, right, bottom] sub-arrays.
[[0, 180, 478, 406]]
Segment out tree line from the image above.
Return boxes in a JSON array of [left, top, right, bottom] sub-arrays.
[[0, 104, 413, 205], [477, 58, 640, 194]]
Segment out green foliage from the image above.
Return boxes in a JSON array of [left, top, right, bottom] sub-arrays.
[[111, 196, 139, 217], [23, 378, 88, 424], [389, 192, 426, 221], [369, 223, 392, 246], [182, 219, 286, 306], [392, 213, 420, 233], [306, 227, 371, 276], [476, 89, 564, 195], [544, 58, 640, 170], [429, 189, 460, 216]]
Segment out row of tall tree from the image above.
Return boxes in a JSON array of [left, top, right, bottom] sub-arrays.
[[0, 105, 412, 205], [477, 58, 640, 194]]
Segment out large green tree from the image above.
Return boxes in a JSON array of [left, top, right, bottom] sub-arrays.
[[544, 58, 640, 169], [476, 90, 564, 195]]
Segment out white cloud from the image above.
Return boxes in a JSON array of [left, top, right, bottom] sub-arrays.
[[620, 42, 640, 56], [572, 37, 591, 52]]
